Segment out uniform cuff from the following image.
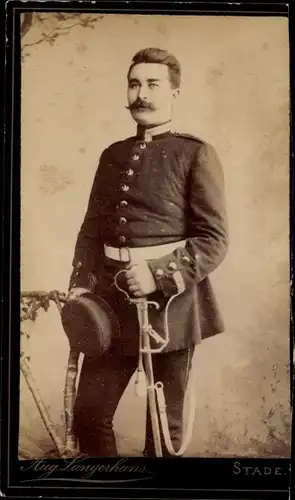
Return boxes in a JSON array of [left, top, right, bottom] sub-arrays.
[[148, 253, 187, 298], [69, 260, 98, 292]]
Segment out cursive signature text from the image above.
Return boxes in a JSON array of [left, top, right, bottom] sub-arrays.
[[20, 457, 150, 479]]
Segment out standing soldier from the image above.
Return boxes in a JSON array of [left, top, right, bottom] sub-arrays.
[[66, 48, 228, 457]]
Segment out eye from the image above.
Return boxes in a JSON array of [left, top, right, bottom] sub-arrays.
[[129, 82, 139, 89], [148, 83, 158, 89]]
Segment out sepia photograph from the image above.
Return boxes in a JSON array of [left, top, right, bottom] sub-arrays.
[[19, 10, 291, 464]]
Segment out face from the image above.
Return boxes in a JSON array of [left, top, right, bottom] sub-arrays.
[[127, 62, 179, 127]]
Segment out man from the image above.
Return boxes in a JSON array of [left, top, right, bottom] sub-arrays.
[[67, 48, 228, 457]]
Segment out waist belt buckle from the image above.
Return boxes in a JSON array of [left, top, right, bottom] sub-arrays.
[[119, 247, 131, 262]]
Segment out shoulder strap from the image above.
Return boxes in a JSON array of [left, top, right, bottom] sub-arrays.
[[173, 132, 205, 144]]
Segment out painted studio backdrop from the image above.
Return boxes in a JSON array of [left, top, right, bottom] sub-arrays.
[[20, 13, 291, 458]]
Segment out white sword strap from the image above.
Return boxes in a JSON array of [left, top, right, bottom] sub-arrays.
[[155, 346, 198, 456]]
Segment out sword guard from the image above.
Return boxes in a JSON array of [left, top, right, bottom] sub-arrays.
[[146, 300, 160, 310], [147, 326, 166, 344]]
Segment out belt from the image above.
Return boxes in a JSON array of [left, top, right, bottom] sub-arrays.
[[104, 240, 186, 262]]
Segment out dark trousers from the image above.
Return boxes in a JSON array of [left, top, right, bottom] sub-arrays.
[[73, 346, 193, 457]]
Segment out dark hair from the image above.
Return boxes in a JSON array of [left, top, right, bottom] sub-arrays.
[[127, 48, 181, 89]]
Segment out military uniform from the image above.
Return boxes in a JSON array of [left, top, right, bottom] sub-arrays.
[[69, 122, 228, 456]]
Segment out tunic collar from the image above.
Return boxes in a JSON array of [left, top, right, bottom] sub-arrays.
[[136, 121, 174, 142]]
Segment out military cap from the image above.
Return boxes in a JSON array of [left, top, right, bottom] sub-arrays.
[[61, 293, 120, 357]]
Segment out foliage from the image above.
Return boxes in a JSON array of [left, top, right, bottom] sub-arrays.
[[21, 12, 103, 60], [21, 290, 66, 322]]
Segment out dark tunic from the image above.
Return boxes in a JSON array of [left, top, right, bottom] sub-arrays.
[[69, 129, 228, 356]]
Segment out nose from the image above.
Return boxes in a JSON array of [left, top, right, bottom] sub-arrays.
[[138, 84, 148, 100]]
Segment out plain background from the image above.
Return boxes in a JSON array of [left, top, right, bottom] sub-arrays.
[[20, 13, 290, 458]]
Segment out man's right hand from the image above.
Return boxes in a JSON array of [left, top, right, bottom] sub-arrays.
[[67, 287, 90, 301]]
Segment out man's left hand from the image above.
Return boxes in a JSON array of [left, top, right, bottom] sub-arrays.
[[125, 261, 157, 297]]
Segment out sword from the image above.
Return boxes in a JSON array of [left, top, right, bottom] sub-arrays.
[[133, 297, 163, 457], [114, 271, 168, 457]]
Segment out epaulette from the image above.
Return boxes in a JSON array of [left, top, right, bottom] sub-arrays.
[[173, 132, 205, 144]]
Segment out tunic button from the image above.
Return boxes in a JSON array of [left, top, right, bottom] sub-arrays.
[[120, 200, 128, 207], [126, 168, 134, 176], [139, 143, 146, 149], [132, 154, 139, 161], [182, 255, 190, 264], [119, 236, 126, 244], [119, 217, 127, 224], [168, 261, 178, 271], [75, 261, 82, 269], [121, 184, 129, 192], [155, 268, 164, 277]]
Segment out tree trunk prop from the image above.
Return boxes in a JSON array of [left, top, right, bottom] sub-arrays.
[[63, 350, 79, 457], [20, 291, 78, 459], [20, 355, 65, 458]]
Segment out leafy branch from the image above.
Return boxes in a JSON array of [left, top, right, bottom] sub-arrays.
[[21, 12, 103, 60], [21, 290, 66, 322]]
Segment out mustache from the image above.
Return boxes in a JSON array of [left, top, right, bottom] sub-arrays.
[[125, 100, 155, 111]]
